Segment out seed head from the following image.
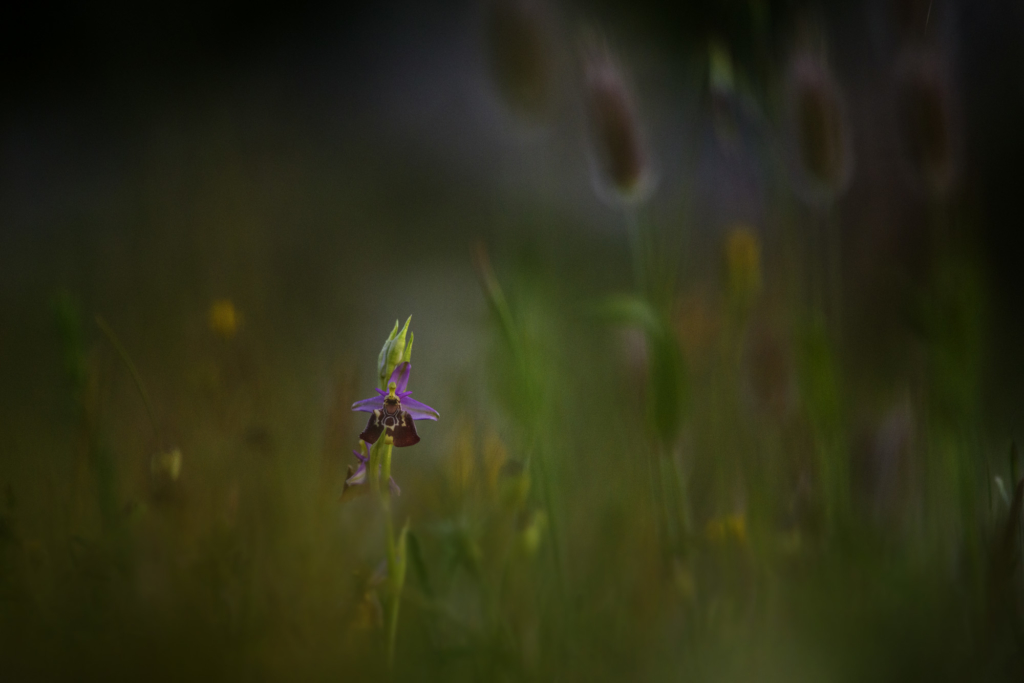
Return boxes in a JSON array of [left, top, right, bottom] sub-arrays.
[[785, 50, 853, 203], [486, 0, 555, 120], [889, 0, 940, 44], [581, 39, 651, 202], [894, 48, 954, 196]]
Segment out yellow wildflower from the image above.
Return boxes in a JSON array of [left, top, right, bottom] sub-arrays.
[[725, 225, 762, 308], [519, 511, 547, 557], [705, 513, 747, 545], [208, 300, 241, 339], [150, 448, 183, 482]]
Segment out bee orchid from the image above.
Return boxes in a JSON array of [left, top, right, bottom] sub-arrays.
[[351, 361, 438, 447]]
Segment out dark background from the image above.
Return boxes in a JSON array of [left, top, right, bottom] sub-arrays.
[[5, 0, 1024, 383], [3, 2, 1024, 680]]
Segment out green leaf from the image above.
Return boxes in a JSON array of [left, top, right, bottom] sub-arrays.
[[595, 294, 661, 334], [405, 530, 432, 597]]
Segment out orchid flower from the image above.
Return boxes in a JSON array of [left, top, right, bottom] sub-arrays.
[[352, 361, 438, 447]]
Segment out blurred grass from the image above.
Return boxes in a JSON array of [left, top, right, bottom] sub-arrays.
[[1, 5, 1023, 681], [2, 224, 1016, 681]]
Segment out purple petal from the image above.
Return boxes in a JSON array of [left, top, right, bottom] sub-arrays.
[[388, 362, 412, 393], [389, 477, 401, 497], [351, 395, 384, 413], [402, 397, 439, 421], [352, 449, 368, 464], [345, 461, 367, 487]]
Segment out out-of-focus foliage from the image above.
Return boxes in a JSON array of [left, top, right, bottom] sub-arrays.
[[2, 1, 1024, 681]]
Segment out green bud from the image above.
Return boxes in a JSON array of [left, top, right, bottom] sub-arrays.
[[402, 331, 414, 364], [377, 316, 412, 389], [377, 320, 399, 384]]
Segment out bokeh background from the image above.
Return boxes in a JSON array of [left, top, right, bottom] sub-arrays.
[[3, 1, 1024, 680]]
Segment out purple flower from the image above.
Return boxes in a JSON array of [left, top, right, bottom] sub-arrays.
[[352, 362, 439, 447], [344, 441, 402, 497], [344, 445, 369, 488]]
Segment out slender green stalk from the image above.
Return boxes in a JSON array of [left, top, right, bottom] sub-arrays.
[[623, 206, 690, 561], [474, 243, 566, 592], [824, 207, 843, 337], [378, 437, 401, 669], [529, 440, 565, 590], [95, 316, 160, 444], [624, 207, 647, 298]]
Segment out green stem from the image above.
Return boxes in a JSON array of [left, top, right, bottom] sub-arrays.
[[624, 207, 647, 298], [531, 441, 565, 594], [820, 206, 845, 348], [378, 439, 401, 669], [95, 316, 160, 445], [625, 207, 693, 562]]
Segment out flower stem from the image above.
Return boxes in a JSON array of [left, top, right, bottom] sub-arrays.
[[624, 207, 647, 298], [624, 207, 692, 563], [379, 438, 401, 669]]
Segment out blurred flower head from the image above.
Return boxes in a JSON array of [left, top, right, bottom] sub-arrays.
[[707, 38, 740, 148], [150, 448, 183, 483], [741, 320, 796, 420], [894, 47, 955, 196], [581, 38, 652, 203], [888, 0, 942, 45], [724, 224, 762, 310], [485, 0, 555, 120], [705, 513, 747, 545], [208, 299, 240, 339], [785, 49, 853, 204], [674, 292, 720, 363]]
